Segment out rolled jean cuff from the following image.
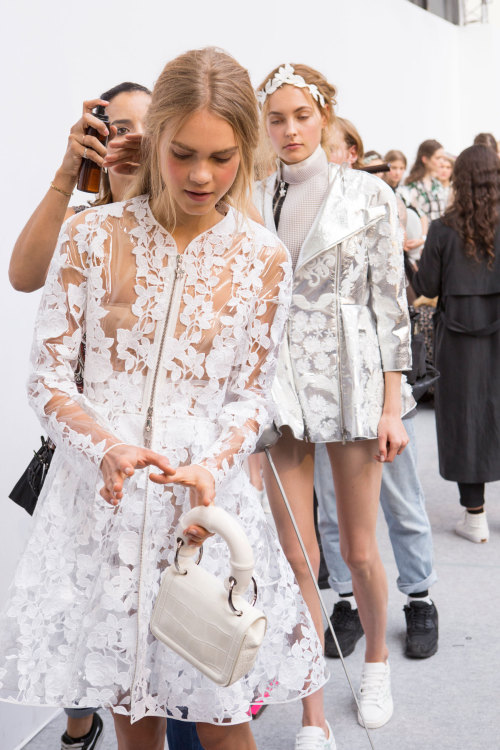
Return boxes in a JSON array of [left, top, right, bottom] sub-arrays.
[[396, 570, 438, 596], [64, 707, 98, 718], [327, 575, 354, 595]]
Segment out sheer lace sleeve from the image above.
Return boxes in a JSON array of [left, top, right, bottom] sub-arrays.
[[366, 182, 412, 372], [27, 215, 121, 483], [194, 239, 291, 488]]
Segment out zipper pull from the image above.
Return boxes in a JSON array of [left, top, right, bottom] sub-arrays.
[[279, 180, 287, 198], [175, 254, 185, 278], [144, 406, 154, 448]]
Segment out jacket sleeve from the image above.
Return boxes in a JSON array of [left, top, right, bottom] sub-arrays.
[[411, 220, 443, 299], [193, 240, 292, 489], [27, 213, 122, 484], [366, 183, 412, 372]]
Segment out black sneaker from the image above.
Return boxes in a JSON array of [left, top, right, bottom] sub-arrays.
[[404, 600, 439, 659], [61, 713, 103, 750], [324, 600, 364, 658]]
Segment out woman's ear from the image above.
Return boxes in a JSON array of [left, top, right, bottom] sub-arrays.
[[347, 145, 358, 167], [320, 104, 329, 129]]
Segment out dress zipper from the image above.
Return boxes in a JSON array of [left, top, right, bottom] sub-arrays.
[[131, 252, 185, 709], [143, 253, 185, 448]]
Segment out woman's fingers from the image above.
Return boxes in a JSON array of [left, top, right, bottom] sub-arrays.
[[375, 433, 387, 463], [184, 523, 213, 547]]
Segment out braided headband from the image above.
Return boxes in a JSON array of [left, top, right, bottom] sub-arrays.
[[257, 63, 326, 108]]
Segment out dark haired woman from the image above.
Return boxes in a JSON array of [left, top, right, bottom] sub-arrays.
[[400, 139, 446, 223], [9, 82, 151, 292], [411, 145, 500, 542], [8, 80, 151, 750]]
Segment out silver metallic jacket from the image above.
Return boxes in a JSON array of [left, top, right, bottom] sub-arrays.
[[254, 163, 414, 443]]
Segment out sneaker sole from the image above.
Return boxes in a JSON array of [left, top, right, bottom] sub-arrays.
[[357, 702, 394, 729], [324, 633, 364, 659], [455, 530, 489, 543], [405, 641, 438, 659]]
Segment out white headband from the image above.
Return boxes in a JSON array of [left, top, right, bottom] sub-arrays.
[[257, 63, 326, 108]]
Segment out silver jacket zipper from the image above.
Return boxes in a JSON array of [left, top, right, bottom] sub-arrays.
[[335, 243, 347, 444], [143, 254, 185, 448]]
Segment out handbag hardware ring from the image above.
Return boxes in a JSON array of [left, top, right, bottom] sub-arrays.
[[174, 537, 204, 575], [228, 575, 258, 617]]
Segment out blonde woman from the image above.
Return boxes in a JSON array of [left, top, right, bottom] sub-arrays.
[[254, 63, 412, 744], [0, 48, 326, 750]]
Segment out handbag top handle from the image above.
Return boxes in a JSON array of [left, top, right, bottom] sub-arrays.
[[176, 505, 255, 595]]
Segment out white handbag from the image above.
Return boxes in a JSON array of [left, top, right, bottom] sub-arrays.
[[150, 505, 267, 687]]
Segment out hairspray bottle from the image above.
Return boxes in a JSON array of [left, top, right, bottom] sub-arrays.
[[77, 105, 109, 193]]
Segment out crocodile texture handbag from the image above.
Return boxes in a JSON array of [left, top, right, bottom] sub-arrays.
[[150, 505, 267, 687]]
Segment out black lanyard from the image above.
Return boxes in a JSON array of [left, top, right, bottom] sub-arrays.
[[272, 179, 289, 229]]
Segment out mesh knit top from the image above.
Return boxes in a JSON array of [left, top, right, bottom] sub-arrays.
[[277, 144, 330, 270]]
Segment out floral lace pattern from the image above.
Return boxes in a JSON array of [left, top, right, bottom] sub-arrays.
[[0, 196, 326, 723]]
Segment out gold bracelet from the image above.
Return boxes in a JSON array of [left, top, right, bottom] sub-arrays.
[[50, 181, 73, 198]]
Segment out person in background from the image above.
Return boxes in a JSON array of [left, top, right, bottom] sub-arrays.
[[327, 115, 365, 168], [473, 132, 498, 154], [437, 153, 455, 207], [255, 64, 412, 740], [9, 82, 151, 293], [8, 81, 151, 750], [315, 130, 438, 665], [410, 145, 500, 544], [400, 139, 446, 222]]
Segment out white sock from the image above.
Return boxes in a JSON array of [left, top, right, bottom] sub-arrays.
[[339, 593, 357, 610], [407, 594, 432, 606]]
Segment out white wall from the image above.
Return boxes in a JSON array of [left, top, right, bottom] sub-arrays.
[[1, 0, 499, 746]]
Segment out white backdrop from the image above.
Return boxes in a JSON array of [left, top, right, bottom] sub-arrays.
[[1, 1, 499, 746]]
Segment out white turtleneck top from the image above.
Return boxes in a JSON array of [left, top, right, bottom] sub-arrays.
[[277, 144, 330, 270]]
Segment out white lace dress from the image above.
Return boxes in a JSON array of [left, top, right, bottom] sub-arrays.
[[0, 196, 326, 724]]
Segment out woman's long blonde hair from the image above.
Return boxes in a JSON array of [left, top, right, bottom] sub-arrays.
[[129, 47, 259, 229], [255, 63, 337, 180]]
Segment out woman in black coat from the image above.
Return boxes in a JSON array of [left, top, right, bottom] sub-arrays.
[[411, 145, 500, 543]]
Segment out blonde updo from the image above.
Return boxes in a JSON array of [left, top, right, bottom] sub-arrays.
[[255, 63, 337, 178]]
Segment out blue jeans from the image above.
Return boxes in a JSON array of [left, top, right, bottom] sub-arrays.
[[315, 417, 437, 596], [167, 719, 203, 750]]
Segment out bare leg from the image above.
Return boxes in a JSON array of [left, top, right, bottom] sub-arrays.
[[197, 722, 257, 749], [326, 440, 388, 663], [66, 715, 93, 738], [263, 427, 327, 732], [113, 713, 166, 750]]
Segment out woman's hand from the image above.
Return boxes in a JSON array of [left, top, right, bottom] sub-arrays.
[[55, 98, 110, 189], [100, 443, 174, 506], [375, 414, 409, 463], [404, 237, 425, 253], [151, 463, 216, 547], [102, 133, 143, 175]]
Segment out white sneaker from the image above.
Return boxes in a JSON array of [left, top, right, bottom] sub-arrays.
[[357, 661, 393, 729], [455, 510, 489, 543], [295, 721, 336, 749]]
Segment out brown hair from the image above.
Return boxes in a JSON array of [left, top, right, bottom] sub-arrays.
[[129, 47, 259, 228], [92, 82, 152, 207], [473, 132, 497, 153], [442, 145, 500, 267], [330, 117, 365, 169], [405, 139, 443, 185], [384, 149, 407, 167], [256, 63, 336, 177]]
